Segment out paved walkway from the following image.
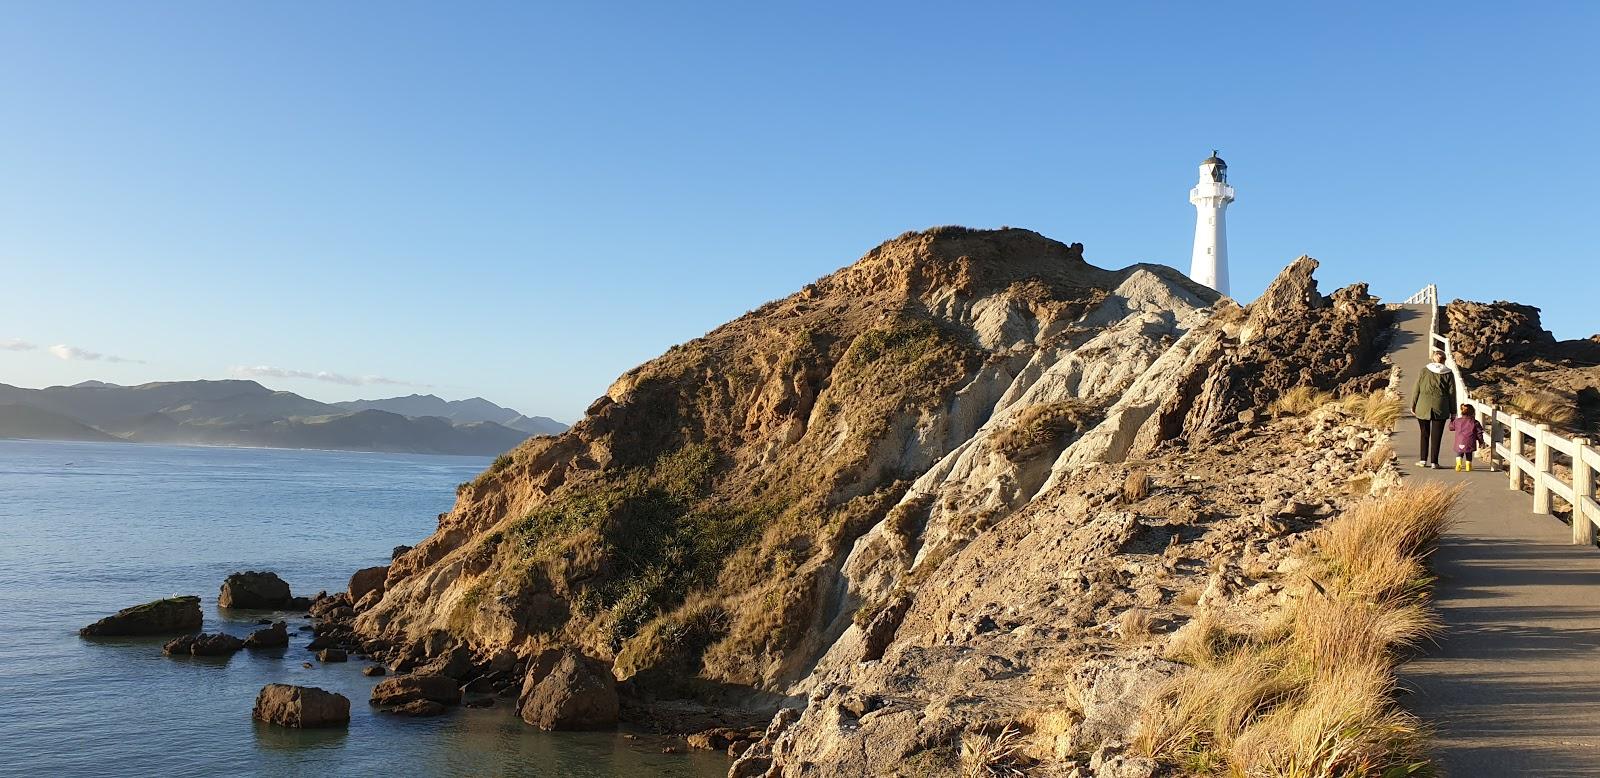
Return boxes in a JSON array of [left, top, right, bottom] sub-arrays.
[[1390, 304, 1600, 776]]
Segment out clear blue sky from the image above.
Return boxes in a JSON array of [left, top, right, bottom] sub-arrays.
[[2, 2, 1595, 421]]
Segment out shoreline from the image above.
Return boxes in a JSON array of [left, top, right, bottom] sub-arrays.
[[0, 436, 499, 460]]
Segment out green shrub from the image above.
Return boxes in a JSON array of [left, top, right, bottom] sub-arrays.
[[503, 443, 779, 649]]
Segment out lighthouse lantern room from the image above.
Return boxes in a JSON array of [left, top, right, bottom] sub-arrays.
[[1188, 151, 1235, 296]]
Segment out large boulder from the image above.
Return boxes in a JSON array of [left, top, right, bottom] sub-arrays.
[[348, 566, 388, 603], [163, 632, 244, 656], [517, 650, 619, 731], [243, 621, 289, 649], [219, 571, 292, 609], [253, 684, 350, 728], [370, 674, 461, 708], [79, 596, 202, 637]]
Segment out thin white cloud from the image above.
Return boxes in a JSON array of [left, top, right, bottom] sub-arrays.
[[48, 344, 144, 363], [1, 339, 36, 351], [231, 365, 428, 388]]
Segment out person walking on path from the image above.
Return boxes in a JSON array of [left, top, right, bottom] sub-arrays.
[[1412, 350, 1456, 468], [1448, 403, 1486, 471]]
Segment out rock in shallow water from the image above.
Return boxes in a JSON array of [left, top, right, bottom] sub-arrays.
[[518, 650, 618, 731], [253, 684, 349, 728], [317, 648, 348, 663], [163, 632, 245, 656], [219, 571, 292, 609], [243, 621, 289, 649], [383, 699, 447, 717], [370, 674, 460, 708], [79, 596, 202, 637]]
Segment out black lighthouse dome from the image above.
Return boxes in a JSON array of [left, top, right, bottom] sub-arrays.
[[1201, 149, 1226, 166]]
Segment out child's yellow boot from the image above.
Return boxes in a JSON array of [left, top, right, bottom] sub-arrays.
[[1454, 458, 1463, 472], [1465, 458, 1473, 472]]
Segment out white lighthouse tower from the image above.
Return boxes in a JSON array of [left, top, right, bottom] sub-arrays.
[[1188, 151, 1235, 296]]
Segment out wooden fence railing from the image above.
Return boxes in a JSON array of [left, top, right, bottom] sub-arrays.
[[1407, 285, 1600, 545]]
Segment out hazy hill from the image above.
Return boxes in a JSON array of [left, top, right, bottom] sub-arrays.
[[0, 380, 562, 455], [0, 403, 123, 442], [335, 393, 566, 435], [110, 409, 531, 455]]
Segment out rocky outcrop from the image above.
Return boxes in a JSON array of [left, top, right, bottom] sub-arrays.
[[79, 596, 201, 637], [1445, 300, 1556, 370], [218, 571, 292, 609], [243, 621, 289, 649], [349, 566, 388, 603], [163, 632, 244, 656], [518, 650, 619, 731], [253, 684, 350, 728], [1150, 257, 1389, 447], [1443, 300, 1600, 433]]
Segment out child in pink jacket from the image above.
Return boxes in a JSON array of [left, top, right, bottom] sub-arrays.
[[1448, 404, 1487, 472]]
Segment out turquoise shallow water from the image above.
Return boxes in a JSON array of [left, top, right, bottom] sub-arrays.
[[0, 439, 727, 778]]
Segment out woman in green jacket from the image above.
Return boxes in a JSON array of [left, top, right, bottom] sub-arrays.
[[1412, 350, 1456, 468]]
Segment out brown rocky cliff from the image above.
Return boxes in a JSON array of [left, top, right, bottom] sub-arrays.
[[344, 231, 1420, 766], [354, 228, 1224, 697]]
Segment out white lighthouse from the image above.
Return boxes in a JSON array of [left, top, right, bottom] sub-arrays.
[[1188, 150, 1235, 296]]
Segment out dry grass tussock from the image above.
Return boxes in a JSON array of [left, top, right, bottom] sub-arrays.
[[1508, 390, 1579, 428], [959, 726, 1028, 778], [1357, 391, 1403, 430], [992, 400, 1098, 459], [1333, 390, 1403, 429], [1270, 385, 1335, 417], [1136, 484, 1458, 777], [1119, 607, 1153, 644], [1123, 469, 1151, 503]]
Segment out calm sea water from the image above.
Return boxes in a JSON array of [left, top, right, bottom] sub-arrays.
[[0, 439, 726, 778]]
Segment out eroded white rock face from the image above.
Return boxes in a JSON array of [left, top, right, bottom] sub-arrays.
[[809, 268, 1216, 687]]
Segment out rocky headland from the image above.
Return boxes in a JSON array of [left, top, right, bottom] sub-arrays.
[[274, 226, 1481, 775]]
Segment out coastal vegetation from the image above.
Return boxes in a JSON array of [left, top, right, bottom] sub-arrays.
[[1137, 484, 1457, 776]]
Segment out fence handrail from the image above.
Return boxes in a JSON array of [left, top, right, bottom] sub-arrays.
[[1411, 285, 1599, 545]]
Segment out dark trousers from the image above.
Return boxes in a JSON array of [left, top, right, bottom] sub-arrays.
[[1418, 418, 1446, 465]]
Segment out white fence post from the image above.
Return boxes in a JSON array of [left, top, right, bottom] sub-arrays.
[[1576, 438, 1596, 546], [1483, 405, 1497, 472], [1509, 422, 1525, 491], [1533, 424, 1552, 515]]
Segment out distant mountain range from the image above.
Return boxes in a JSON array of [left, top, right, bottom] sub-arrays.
[[0, 380, 567, 456], [332, 394, 566, 435]]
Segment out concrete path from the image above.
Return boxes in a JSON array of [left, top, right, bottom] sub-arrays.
[[1389, 304, 1600, 776]]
